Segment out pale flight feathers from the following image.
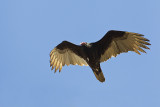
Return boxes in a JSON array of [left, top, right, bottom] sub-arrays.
[[50, 48, 88, 73]]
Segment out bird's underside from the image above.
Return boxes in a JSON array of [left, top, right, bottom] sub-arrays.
[[50, 30, 151, 82]]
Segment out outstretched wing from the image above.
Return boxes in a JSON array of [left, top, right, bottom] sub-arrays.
[[94, 30, 151, 62], [50, 41, 88, 72]]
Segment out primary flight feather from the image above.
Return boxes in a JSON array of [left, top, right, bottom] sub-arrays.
[[50, 30, 151, 82]]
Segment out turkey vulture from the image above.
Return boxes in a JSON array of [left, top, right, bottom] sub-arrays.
[[50, 30, 150, 82]]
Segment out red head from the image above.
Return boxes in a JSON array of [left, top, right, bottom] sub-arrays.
[[80, 42, 87, 46]]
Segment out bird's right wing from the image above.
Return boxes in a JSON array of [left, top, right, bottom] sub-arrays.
[[50, 41, 88, 72], [94, 30, 151, 63]]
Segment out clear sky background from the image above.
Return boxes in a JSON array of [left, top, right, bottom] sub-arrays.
[[0, 0, 160, 107]]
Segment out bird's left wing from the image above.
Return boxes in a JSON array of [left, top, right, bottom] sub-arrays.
[[50, 41, 88, 72], [94, 30, 151, 63]]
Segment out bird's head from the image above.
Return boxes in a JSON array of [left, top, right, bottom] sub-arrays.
[[80, 42, 87, 46], [80, 42, 91, 47]]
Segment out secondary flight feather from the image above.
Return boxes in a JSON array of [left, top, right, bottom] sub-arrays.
[[50, 30, 151, 82]]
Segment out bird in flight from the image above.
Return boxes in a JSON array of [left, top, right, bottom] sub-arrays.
[[50, 30, 150, 82]]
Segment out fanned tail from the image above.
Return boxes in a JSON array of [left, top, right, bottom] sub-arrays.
[[93, 68, 105, 82]]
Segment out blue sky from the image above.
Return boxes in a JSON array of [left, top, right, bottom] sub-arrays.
[[0, 0, 160, 107]]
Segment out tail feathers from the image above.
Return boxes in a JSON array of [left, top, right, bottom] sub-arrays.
[[93, 70, 105, 82]]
